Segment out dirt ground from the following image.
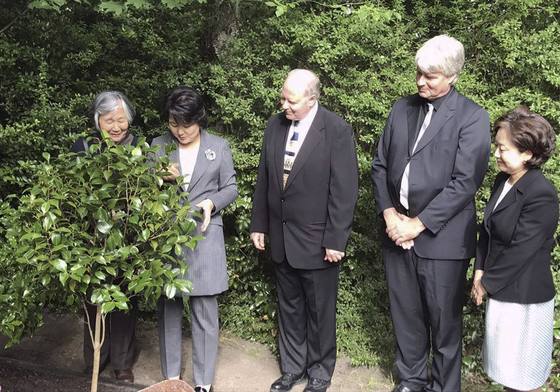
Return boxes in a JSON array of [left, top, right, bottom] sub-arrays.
[[0, 311, 394, 392]]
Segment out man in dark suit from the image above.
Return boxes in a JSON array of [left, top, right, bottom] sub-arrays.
[[250, 69, 359, 392], [371, 35, 491, 392]]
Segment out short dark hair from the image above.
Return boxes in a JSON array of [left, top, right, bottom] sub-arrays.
[[162, 86, 207, 128], [493, 106, 556, 169]]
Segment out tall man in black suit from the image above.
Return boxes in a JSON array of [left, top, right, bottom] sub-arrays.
[[250, 69, 359, 392], [371, 35, 491, 392]]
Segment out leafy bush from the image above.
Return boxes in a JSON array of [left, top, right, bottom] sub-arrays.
[[0, 138, 199, 344]]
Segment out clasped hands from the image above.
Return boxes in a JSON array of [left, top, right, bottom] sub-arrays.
[[383, 207, 425, 250], [250, 232, 344, 262]]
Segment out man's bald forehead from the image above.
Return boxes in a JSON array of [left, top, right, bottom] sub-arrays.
[[284, 69, 321, 99]]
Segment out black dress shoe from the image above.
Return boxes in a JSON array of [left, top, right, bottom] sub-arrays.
[[194, 387, 213, 392], [270, 372, 306, 391], [392, 384, 422, 392], [114, 368, 134, 383], [303, 377, 331, 392]]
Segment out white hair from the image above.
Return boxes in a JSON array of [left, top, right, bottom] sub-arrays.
[[286, 69, 321, 99], [89, 91, 135, 131], [415, 35, 465, 85]]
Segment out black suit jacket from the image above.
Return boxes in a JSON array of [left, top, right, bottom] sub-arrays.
[[372, 88, 491, 260], [250, 104, 359, 269], [474, 169, 558, 303]]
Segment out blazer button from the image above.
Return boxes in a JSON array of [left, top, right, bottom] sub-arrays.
[[282, 221, 286, 225], [282, 198, 285, 202], [406, 156, 411, 161]]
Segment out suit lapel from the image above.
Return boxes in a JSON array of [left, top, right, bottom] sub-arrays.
[[413, 89, 457, 155], [490, 186, 517, 215], [283, 106, 325, 191], [485, 169, 540, 228], [274, 117, 291, 191], [188, 130, 211, 192], [483, 179, 504, 228]]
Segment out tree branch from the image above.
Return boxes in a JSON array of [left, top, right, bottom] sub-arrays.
[[0, 8, 29, 35]]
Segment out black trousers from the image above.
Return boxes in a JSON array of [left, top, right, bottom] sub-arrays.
[[83, 296, 138, 370], [275, 259, 339, 381], [383, 246, 468, 392]]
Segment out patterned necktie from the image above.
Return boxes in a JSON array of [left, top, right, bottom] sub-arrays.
[[283, 121, 299, 189], [400, 103, 434, 209]]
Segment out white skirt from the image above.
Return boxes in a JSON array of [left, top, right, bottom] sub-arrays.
[[483, 297, 554, 391]]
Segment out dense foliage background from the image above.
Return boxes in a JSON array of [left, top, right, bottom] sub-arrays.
[[1, 0, 559, 389]]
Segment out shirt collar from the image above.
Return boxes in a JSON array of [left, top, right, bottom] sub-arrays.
[[424, 86, 454, 111], [293, 101, 319, 129]]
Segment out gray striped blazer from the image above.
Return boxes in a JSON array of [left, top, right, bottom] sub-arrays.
[[151, 130, 238, 296]]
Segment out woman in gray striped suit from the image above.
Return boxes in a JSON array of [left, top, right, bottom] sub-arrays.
[[151, 86, 238, 392]]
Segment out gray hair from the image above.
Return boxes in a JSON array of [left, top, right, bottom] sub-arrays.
[[89, 91, 135, 131], [286, 69, 321, 99], [415, 35, 465, 85]]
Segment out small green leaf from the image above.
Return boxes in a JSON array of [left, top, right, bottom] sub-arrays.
[[101, 302, 116, 313], [107, 235, 116, 251], [59, 272, 69, 285], [174, 243, 183, 256], [21, 232, 42, 241], [91, 290, 102, 303], [164, 283, 176, 299], [115, 301, 129, 310], [40, 275, 51, 286], [105, 266, 117, 276], [41, 202, 50, 214], [103, 170, 112, 182], [141, 228, 150, 241], [97, 220, 113, 234], [175, 279, 193, 293], [50, 232, 61, 246], [51, 258, 67, 272]]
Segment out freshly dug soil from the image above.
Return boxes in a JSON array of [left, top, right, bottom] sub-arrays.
[[0, 357, 142, 392]]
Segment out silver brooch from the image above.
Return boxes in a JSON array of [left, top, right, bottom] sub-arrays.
[[205, 149, 216, 161]]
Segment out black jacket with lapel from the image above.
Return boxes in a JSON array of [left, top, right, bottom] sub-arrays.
[[372, 88, 491, 260], [475, 169, 558, 303], [250, 104, 359, 269]]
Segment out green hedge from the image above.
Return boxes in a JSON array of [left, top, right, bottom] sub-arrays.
[[1, 0, 559, 389]]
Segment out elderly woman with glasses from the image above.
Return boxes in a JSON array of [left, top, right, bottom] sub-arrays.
[[71, 90, 138, 383]]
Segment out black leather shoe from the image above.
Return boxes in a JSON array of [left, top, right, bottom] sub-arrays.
[[303, 378, 331, 392], [114, 368, 134, 383], [270, 372, 306, 391], [194, 387, 213, 392], [392, 384, 422, 392]]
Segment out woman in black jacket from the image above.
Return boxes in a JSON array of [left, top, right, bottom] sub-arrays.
[[472, 106, 558, 392]]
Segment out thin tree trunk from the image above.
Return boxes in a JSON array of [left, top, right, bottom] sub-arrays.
[[85, 304, 106, 392], [91, 305, 102, 392]]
